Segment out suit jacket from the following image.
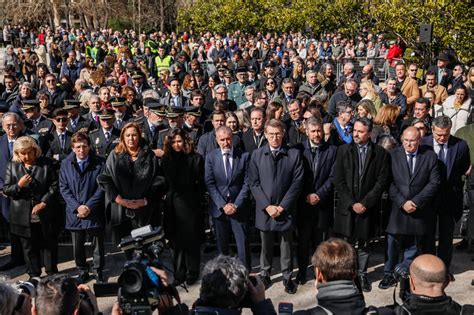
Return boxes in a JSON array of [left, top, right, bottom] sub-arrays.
[[45, 131, 73, 161], [387, 146, 440, 235], [249, 144, 304, 231], [24, 116, 54, 136], [299, 140, 337, 228], [242, 128, 267, 154], [285, 119, 307, 148], [66, 115, 91, 134], [160, 92, 189, 108], [113, 112, 133, 130], [400, 77, 420, 107], [82, 112, 101, 131], [420, 135, 470, 220], [89, 127, 121, 159], [428, 65, 453, 88], [139, 120, 167, 150], [333, 142, 390, 239], [197, 130, 241, 160], [205, 147, 250, 222]]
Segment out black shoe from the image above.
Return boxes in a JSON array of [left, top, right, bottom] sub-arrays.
[[261, 275, 272, 289], [94, 272, 106, 283], [455, 239, 469, 250], [77, 272, 91, 284], [186, 277, 198, 286], [358, 274, 372, 292], [378, 273, 397, 289], [296, 272, 307, 285], [0, 260, 22, 271], [283, 279, 297, 294]]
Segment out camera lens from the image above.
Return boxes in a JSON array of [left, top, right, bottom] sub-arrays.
[[118, 267, 143, 294]]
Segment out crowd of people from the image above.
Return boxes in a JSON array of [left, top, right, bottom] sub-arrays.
[[0, 24, 474, 314]]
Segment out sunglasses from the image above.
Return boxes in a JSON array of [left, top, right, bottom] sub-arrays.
[[55, 117, 68, 122]]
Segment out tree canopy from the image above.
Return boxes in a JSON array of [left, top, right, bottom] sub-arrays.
[[177, 0, 473, 62]]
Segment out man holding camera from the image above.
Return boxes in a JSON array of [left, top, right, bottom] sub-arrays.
[[387, 254, 474, 314], [191, 255, 276, 315]]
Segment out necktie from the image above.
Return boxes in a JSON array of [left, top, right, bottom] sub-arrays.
[[438, 144, 446, 164], [71, 119, 77, 130], [105, 131, 111, 142], [60, 134, 65, 150], [255, 134, 261, 147], [272, 150, 278, 159], [150, 125, 155, 137], [224, 153, 232, 183], [8, 141, 14, 159], [408, 153, 415, 176], [115, 119, 122, 129], [311, 147, 320, 172], [359, 146, 367, 176], [33, 120, 39, 129], [94, 115, 99, 123], [78, 160, 85, 172]]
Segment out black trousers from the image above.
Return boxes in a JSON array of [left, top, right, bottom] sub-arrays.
[[171, 244, 201, 282], [296, 222, 326, 278], [71, 229, 105, 274], [213, 215, 251, 269], [467, 172, 474, 239], [19, 223, 58, 277], [423, 211, 456, 271]]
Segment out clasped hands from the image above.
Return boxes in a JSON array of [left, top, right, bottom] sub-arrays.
[[352, 202, 367, 214], [223, 203, 237, 215], [266, 205, 284, 218], [115, 195, 147, 209], [402, 200, 417, 213], [306, 193, 320, 206]]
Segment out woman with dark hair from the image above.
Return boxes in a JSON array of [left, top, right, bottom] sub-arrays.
[[264, 78, 279, 101], [266, 101, 284, 121], [31, 63, 50, 91], [97, 122, 166, 252], [436, 85, 471, 133], [3, 136, 60, 278], [161, 128, 204, 285], [371, 104, 401, 143], [80, 57, 95, 83], [203, 74, 221, 106], [49, 43, 62, 75]]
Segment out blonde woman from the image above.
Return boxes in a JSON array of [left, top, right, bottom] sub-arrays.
[[359, 80, 382, 112]]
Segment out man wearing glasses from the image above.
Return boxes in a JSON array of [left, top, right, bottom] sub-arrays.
[[41, 73, 68, 109]]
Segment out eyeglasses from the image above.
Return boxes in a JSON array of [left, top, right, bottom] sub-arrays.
[[409, 69, 417, 72], [46, 80, 55, 83], [266, 132, 282, 138], [266, 82, 275, 85], [55, 117, 68, 122], [5, 124, 18, 129]]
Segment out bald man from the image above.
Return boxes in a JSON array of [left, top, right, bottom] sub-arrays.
[[390, 254, 474, 314], [380, 127, 441, 290]]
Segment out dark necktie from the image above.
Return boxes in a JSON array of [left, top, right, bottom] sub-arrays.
[[224, 153, 232, 183], [438, 144, 446, 164], [359, 146, 367, 176], [150, 125, 155, 137], [105, 131, 110, 142], [115, 119, 122, 129], [33, 120, 39, 129], [311, 146, 320, 172], [408, 153, 415, 176], [60, 134, 65, 150], [78, 160, 85, 172], [70, 119, 77, 130], [8, 141, 14, 159], [255, 134, 261, 147]]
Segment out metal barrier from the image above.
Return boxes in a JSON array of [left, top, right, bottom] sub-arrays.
[[336, 57, 393, 84]]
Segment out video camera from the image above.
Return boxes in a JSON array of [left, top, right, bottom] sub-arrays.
[[95, 225, 180, 315]]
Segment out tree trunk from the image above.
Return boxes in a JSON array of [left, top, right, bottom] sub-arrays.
[[50, 0, 61, 28], [159, 0, 165, 32]]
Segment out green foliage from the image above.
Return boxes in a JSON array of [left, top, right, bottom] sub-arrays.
[[107, 18, 133, 33], [177, 0, 473, 62]]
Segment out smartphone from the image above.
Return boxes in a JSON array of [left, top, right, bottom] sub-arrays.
[[278, 302, 293, 315]]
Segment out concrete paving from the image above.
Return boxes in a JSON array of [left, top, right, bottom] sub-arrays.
[[1, 239, 473, 314]]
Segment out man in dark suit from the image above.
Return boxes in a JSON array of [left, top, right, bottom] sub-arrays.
[[379, 126, 440, 289], [82, 95, 102, 131], [89, 108, 121, 159], [274, 78, 296, 112], [420, 115, 470, 278], [45, 108, 73, 161], [249, 119, 304, 294], [333, 117, 390, 292], [400, 98, 433, 134], [284, 99, 307, 148], [428, 53, 453, 89], [23, 100, 54, 136], [197, 110, 241, 160], [160, 76, 189, 108], [0, 112, 25, 270], [296, 117, 337, 285], [64, 100, 91, 134], [111, 97, 133, 130], [242, 107, 267, 154], [137, 101, 168, 156], [205, 126, 251, 268]]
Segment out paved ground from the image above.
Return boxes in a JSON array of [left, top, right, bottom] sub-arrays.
[[1, 239, 473, 314]]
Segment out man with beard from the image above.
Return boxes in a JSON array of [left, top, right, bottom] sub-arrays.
[[379, 77, 407, 120]]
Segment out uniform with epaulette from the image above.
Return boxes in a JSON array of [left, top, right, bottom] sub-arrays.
[[22, 100, 54, 136], [44, 130, 73, 161], [228, 67, 255, 107], [138, 101, 168, 149], [89, 108, 121, 159], [110, 97, 133, 130], [64, 100, 91, 134], [156, 106, 185, 149], [183, 106, 203, 145]]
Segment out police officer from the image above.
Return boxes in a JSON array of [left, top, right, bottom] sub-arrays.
[[110, 97, 133, 130], [89, 108, 120, 159], [183, 106, 202, 144], [138, 101, 168, 155], [23, 99, 53, 137], [64, 100, 91, 134], [228, 66, 254, 107]]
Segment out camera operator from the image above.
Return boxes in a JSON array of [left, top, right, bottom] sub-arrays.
[[388, 254, 474, 315], [31, 274, 99, 315], [294, 238, 379, 315], [191, 255, 276, 315], [0, 282, 32, 315]]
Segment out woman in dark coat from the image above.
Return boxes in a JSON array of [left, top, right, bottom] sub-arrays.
[[161, 128, 205, 285], [3, 136, 59, 278], [97, 122, 166, 250]]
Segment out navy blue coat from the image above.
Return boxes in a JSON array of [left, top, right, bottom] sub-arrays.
[[420, 135, 470, 220], [387, 146, 440, 235], [59, 152, 105, 231], [205, 147, 250, 222], [298, 140, 337, 229], [249, 144, 304, 231]]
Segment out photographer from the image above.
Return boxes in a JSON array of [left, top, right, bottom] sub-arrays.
[[191, 255, 276, 315], [31, 274, 99, 315], [294, 239, 379, 315], [389, 254, 474, 315], [0, 282, 32, 315]]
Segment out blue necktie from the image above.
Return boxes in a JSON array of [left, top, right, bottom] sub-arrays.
[[438, 144, 446, 165], [408, 153, 415, 176], [8, 141, 14, 159], [60, 134, 65, 150], [224, 153, 232, 183], [78, 160, 85, 172]]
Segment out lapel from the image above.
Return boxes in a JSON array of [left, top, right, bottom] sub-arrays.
[[316, 143, 329, 179], [360, 142, 373, 179], [230, 148, 240, 180], [445, 138, 456, 178]]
